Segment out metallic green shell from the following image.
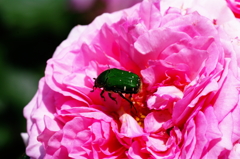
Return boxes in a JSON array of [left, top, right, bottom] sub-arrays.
[[94, 68, 141, 94]]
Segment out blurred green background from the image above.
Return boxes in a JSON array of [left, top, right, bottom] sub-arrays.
[[0, 0, 106, 158]]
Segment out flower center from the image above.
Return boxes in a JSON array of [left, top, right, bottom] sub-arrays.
[[131, 89, 151, 127]]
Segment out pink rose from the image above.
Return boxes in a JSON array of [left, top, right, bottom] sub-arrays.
[[23, 0, 240, 158], [226, 0, 240, 18]]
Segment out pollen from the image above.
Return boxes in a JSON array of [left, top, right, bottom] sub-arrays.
[[130, 83, 150, 128], [135, 117, 140, 121], [131, 98, 148, 127], [134, 112, 146, 127]]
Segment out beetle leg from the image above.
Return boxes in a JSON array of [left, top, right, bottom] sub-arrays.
[[100, 90, 105, 101], [108, 93, 117, 104], [118, 93, 137, 113], [129, 94, 132, 99]]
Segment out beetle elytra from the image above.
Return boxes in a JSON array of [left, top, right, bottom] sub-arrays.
[[91, 68, 141, 111]]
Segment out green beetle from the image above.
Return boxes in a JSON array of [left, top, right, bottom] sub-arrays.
[[91, 68, 141, 110]]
